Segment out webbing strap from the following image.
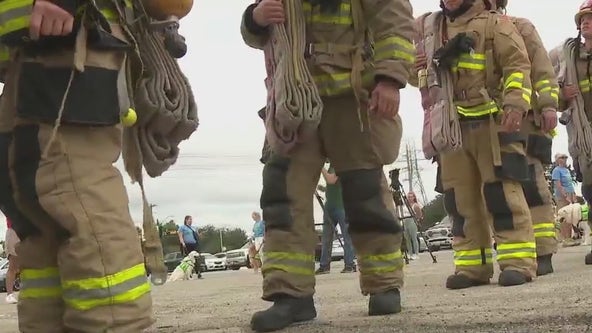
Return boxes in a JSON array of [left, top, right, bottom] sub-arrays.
[[262, 0, 323, 156], [350, 0, 366, 131], [483, 12, 502, 167], [562, 38, 592, 162]]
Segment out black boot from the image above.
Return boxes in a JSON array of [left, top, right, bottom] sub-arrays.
[[341, 265, 356, 273], [536, 254, 554, 276], [368, 289, 401, 316], [250, 295, 317, 332], [445, 274, 489, 290], [498, 270, 532, 287], [585, 251, 592, 265]]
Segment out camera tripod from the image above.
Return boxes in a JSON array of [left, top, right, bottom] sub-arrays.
[[388, 169, 437, 264]]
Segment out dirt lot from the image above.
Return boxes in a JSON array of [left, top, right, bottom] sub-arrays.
[[0, 246, 591, 333]]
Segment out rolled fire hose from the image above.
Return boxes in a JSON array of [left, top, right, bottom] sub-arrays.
[[560, 38, 592, 161], [439, 70, 463, 150], [263, 0, 323, 156], [121, 10, 199, 285]]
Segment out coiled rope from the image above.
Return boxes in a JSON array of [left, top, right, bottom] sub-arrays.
[[263, 0, 323, 156]]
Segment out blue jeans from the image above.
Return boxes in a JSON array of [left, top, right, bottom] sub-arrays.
[[403, 218, 419, 255], [319, 207, 355, 269]]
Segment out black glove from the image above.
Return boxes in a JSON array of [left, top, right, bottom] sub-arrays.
[[433, 32, 475, 69], [573, 161, 583, 183]]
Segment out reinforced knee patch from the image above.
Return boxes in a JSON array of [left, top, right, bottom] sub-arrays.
[[443, 188, 465, 237], [520, 164, 544, 207], [483, 182, 514, 231], [0, 131, 40, 240], [495, 132, 529, 182], [338, 168, 400, 234], [259, 153, 293, 230], [526, 134, 552, 165], [435, 161, 443, 194]]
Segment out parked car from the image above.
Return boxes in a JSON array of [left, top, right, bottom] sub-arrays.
[[163, 251, 184, 273], [0, 258, 20, 293], [418, 235, 428, 253], [424, 216, 453, 251], [226, 241, 252, 270], [202, 253, 227, 271]]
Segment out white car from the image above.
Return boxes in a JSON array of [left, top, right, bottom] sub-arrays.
[[201, 253, 227, 271]]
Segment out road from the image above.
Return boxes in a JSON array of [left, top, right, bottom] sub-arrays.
[[0, 246, 591, 332]]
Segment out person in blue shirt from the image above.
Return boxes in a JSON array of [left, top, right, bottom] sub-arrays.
[[552, 153, 577, 243], [252, 212, 266, 264], [177, 215, 202, 278]]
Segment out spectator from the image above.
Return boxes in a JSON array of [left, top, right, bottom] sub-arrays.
[[403, 191, 423, 260], [552, 153, 577, 241], [252, 211, 265, 264], [315, 164, 356, 274], [4, 217, 20, 304], [177, 215, 200, 254]]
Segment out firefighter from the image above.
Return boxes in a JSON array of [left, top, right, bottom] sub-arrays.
[[493, 0, 559, 276], [550, 0, 592, 265], [0, 0, 158, 331], [241, 0, 415, 331], [416, 0, 537, 290]]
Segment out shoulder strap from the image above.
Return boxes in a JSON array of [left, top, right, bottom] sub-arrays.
[[350, 0, 366, 46], [484, 12, 499, 99]]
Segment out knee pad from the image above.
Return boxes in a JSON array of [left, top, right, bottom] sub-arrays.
[[337, 168, 400, 234], [3, 128, 45, 240], [496, 133, 529, 182], [526, 134, 552, 165], [443, 188, 465, 237], [483, 182, 514, 232], [435, 161, 443, 194], [260, 154, 293, 230], [520, 164, 544, 207]]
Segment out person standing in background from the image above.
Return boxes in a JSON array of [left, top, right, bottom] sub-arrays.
[[4, 217, 20, 304], [177, 215, 202, 279], [252, 212, 266, 264], [403, 192, 423, 260], [316, 164, 356, 274], [552, 153, 576, 209]]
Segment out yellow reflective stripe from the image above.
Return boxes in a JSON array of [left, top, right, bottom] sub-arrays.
[[358, 251, 404, 274], [313, 70, 374, 96], [20, 267, 62, 299], [262, 252, 315, 276], [303, 2, 352, 25], [580, 79, 591, 93], [536, 80, 560, 102], [374, 36, 415, 63], [504, 72, 531, 104], [62, 263, 150, 310], [533, 222, 556, 238], [495, 242, 537, 261], [452, 52, 486, 71], [549, 128, 558, 138], [456, 100, 499, 117], [0, 0, 33, 37], [453, 248, 493, 266]]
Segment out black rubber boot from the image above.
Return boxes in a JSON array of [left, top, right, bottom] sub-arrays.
[[498, 270, 532, 287], [536, 254, 554, 276], [585, 252, 592, 265], [341, 265, 356, 273], [445, 274, 489, 290], [250, 295, 317, 332], [368, 289, 401, 316]]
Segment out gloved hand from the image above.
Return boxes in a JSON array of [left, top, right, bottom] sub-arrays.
[[29, 0, 75, 40], [501, 106, 523, 132], [433, 32, 475, 69]]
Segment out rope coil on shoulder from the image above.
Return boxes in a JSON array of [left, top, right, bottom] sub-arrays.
[[263, 0, 323, 156]]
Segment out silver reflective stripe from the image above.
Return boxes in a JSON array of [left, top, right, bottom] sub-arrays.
[[62, 274, 147, 300], [21, 276, 61, 290]]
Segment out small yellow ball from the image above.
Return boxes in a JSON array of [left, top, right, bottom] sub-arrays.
[[121, 108, 137, 127]]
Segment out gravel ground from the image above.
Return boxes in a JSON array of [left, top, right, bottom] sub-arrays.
[[0, 246, 591, 332]]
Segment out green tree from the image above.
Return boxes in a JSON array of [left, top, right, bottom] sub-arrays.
[[197, 225, 248, 254], [421, 194, 447, 230]]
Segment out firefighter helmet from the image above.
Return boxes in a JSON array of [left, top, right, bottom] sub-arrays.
[[142, 0, 194, 21], [575, 0, 592, 28]]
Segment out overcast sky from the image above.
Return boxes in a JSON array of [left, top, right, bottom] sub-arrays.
[[0, 0, 583, 239]]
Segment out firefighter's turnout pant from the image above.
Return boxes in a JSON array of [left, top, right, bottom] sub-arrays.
[[440, 117, 537, 283], [520, 119, 557, 257], [0, 31, 154, 333], [576, 155, 592, 222], [260, 93, 404, 300]]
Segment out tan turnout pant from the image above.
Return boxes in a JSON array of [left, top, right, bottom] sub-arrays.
[[520, 119, 557, 256], [440, 117, 537, 283], [0, 43, 154, 332], [261, 92, 404, 300]]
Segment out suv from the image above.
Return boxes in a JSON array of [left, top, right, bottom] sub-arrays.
[[424, 216, 453, 251], [226, 241, 252, 270]]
